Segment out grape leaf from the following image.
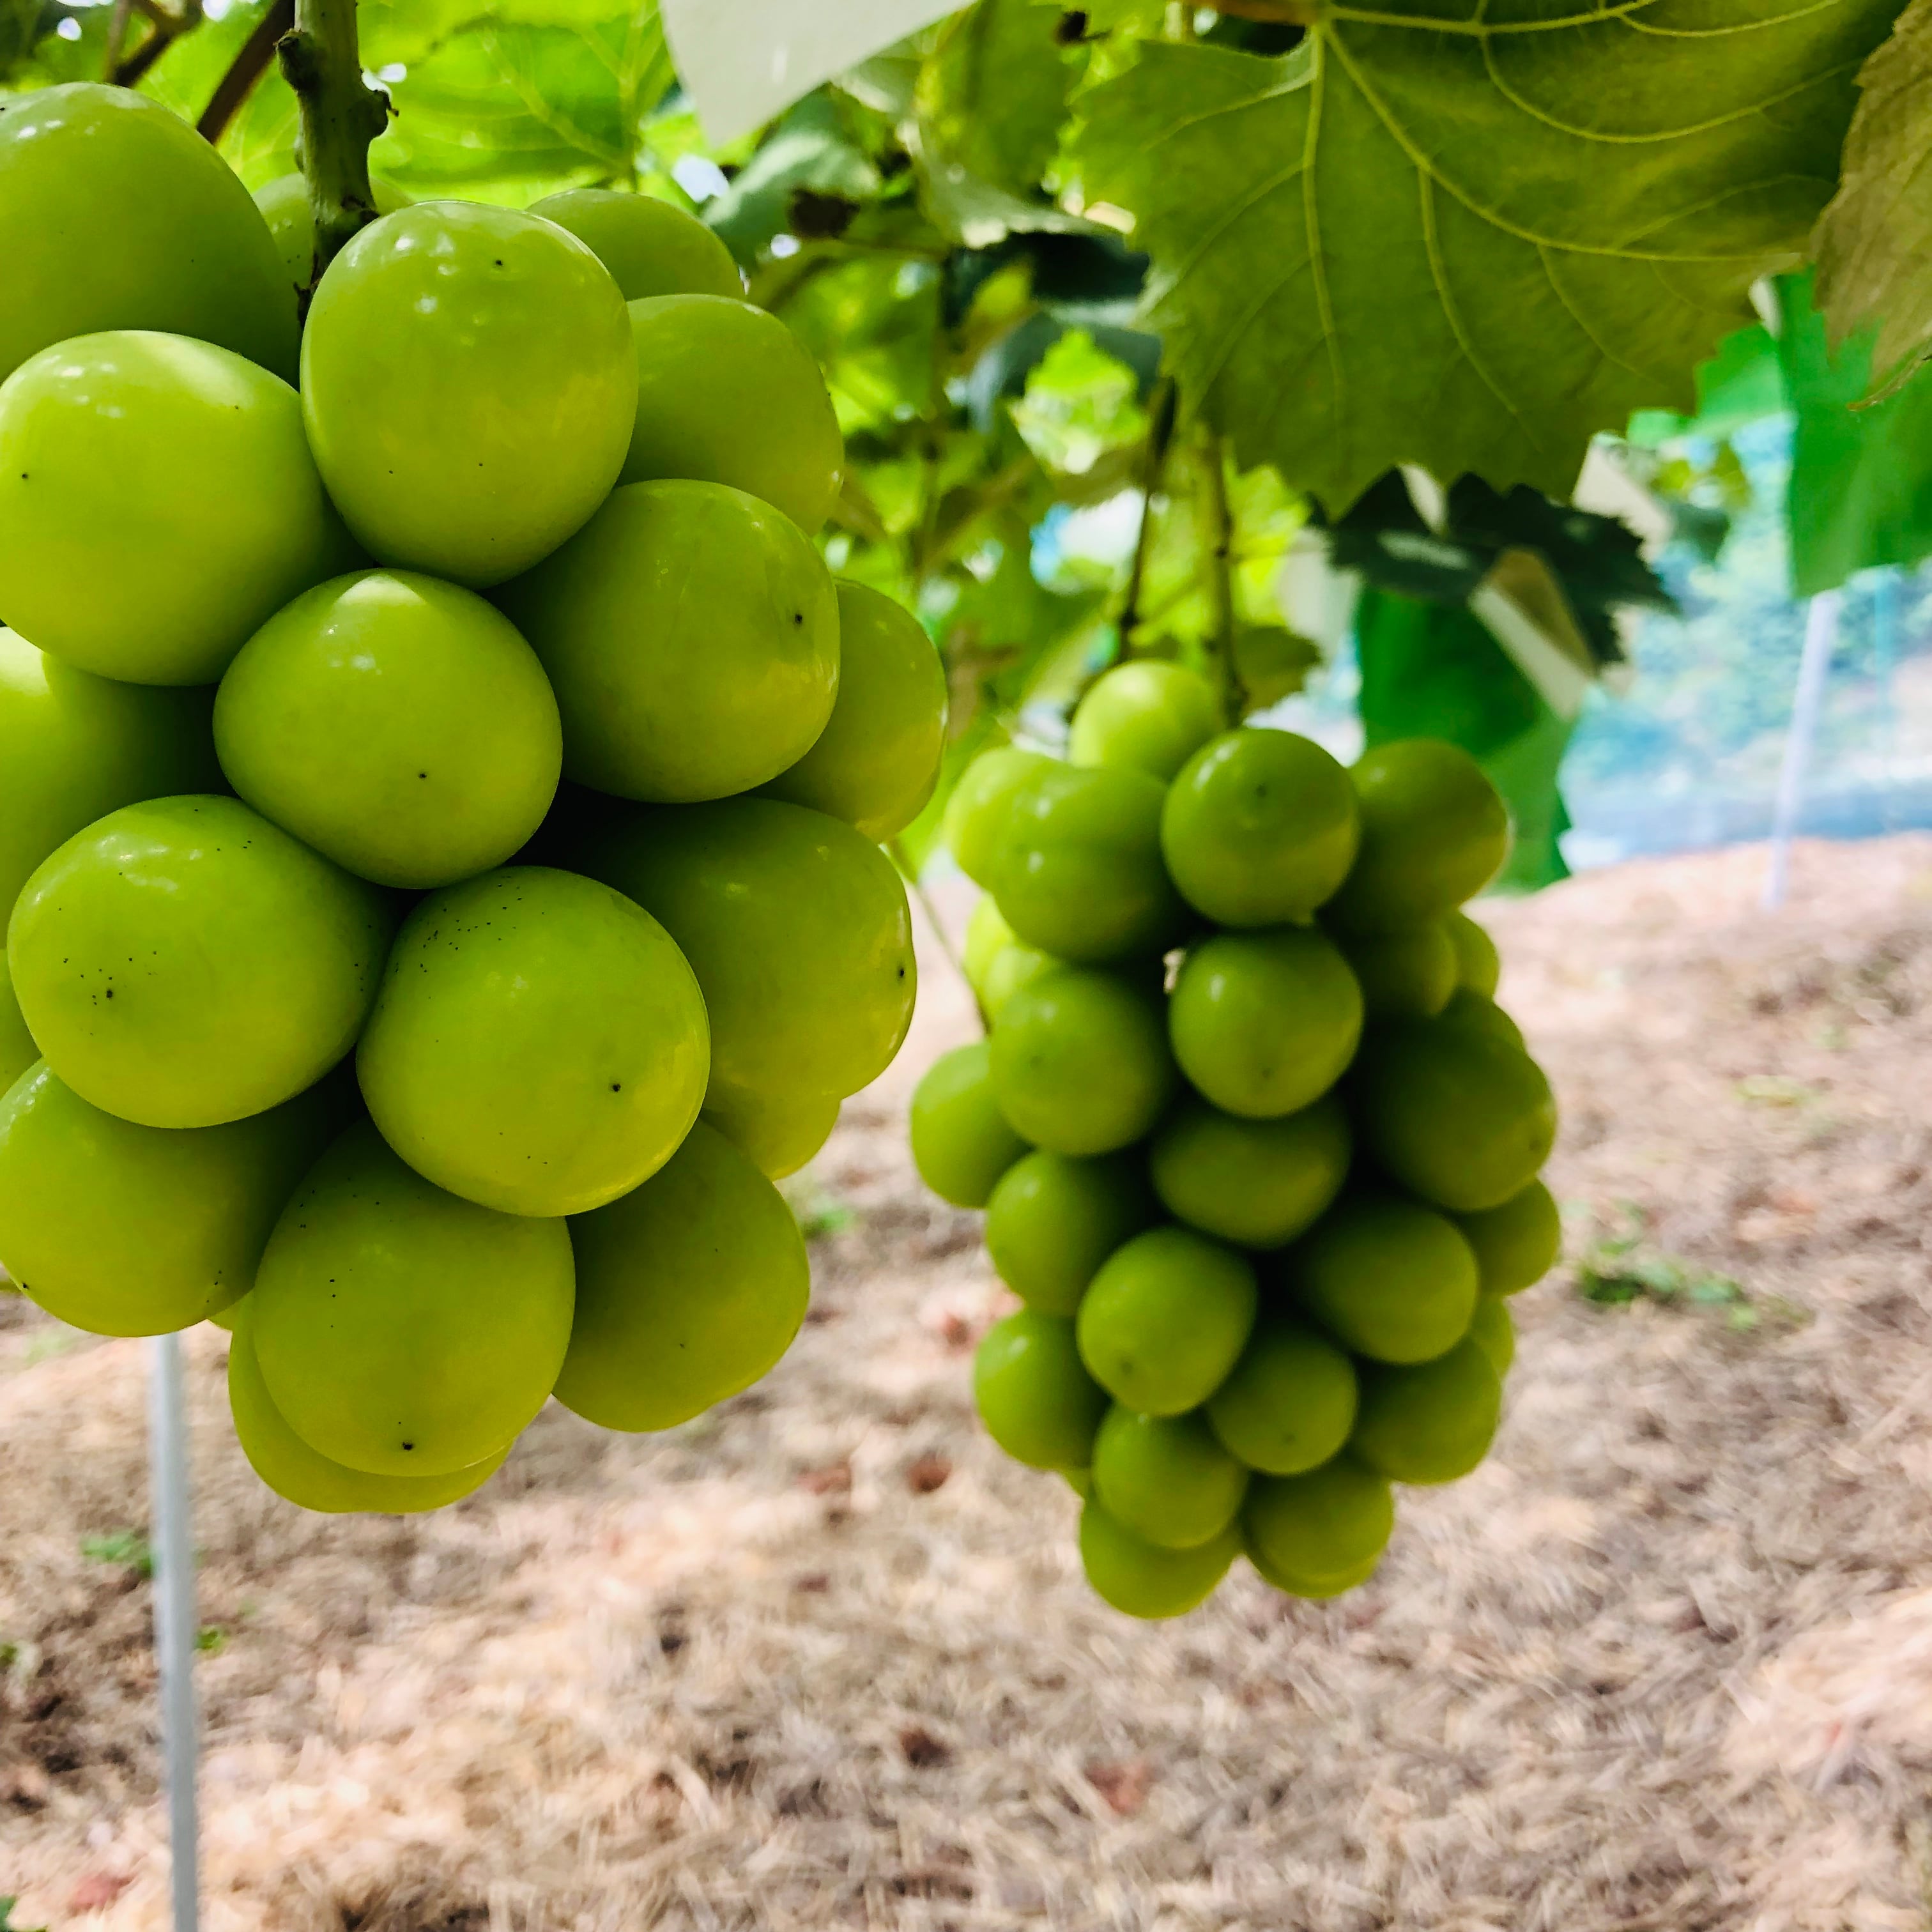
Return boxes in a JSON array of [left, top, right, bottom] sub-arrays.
[[1812, 0, 1932, 391], [1078, 4, 1901, 512], [916, 0, 1070, 199]]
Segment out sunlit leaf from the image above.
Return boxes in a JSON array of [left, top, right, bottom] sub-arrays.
[[916, 0, 1069, 198]]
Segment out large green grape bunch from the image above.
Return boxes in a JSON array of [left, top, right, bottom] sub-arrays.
[[912, 663, 1560, 1618], [0, 87, 943, 1514]]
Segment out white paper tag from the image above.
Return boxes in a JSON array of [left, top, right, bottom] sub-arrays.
[[659, 0, 962, 144]]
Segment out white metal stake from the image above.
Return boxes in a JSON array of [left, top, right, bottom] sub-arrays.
[[1763, 590, 1840, 912], [147, 1332, 201, 1932]]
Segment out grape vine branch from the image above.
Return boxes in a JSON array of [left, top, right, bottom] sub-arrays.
[[276, 0, 386, 302]]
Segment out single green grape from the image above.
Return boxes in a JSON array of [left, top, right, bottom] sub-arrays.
[[0, 1062, 338, 1335], [229, 1307, 507, 1515], [216, 571, 562, 889], [701, 1075, 839, 1181], [0, 627, 220, 920], [1063, 1467, 1092, 1498], [973, 1310, 1109, 1470], [1446, 909, 1500, 996], [1349, 1337, 1502, 1485], [578, 798, 914, 1101], [1168, 928, 1362, 1119], [302, 203, 636, 587], [1067, 661, 1221, 783], [1243, 1456, 1393, 1596], [983, 937, 1055, 1023], [0, 332, 360, 684], [358, 868, 709, 1218], [988, 966, 1177, 1156], [909, 1040, 1030, 1208], [983, 1148, 1152, 1316], [252, 1121, 575, 1476], [1289, 1190, 1478, 1365], [1205, 1316, 1358, 1476], [0, 953, 33, 1091], [9, 795, 392, 1130], [943, 747, 1054, 888], [622, 295, 843, 533], [1350, 1013, 1557, 1213], [1455, 1178, 1561, 1295], [1438, 986, 1525, 1049], [530, 188, 742, 301], [964, 899, 1054, 1023], [1331, 921, 1457, 1021], [1076, 1225, 1257, 1416], [990, 763, 1188, 966], [1325, 739, 1510, 934], [552, 1121, 809, 1432], [1149, 1092, 1349, 1250], [498, 480, 838, 803], [759, 582, 946, 840], [1160, 728, 1359, 926], [0, 85, 296, 386], [1079, 1500, 1239, 1620], [253, 171, 411, 303], [1468, 1294, 1515, 1377], [1091, 1407, 1249, 1549]]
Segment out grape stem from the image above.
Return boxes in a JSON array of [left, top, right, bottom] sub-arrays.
[[278, 0, 389, 307], [198, 0, 295, 143], [1116, 376, 1176, 659], [1197, 431, 1248, 727]]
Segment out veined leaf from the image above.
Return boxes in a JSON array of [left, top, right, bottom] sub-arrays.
[[1078, 4, 1899, 512], [917, 0, 1070, 199]]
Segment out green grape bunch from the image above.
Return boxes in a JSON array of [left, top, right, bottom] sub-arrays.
[[0, 85, 947, 1514], [911, 660, 1560, 1619]]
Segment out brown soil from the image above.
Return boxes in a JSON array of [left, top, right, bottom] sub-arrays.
[[9, 836, 1932, 1930]]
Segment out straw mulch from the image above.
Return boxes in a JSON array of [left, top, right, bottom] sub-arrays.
[[9, 836, 1932, 1929]]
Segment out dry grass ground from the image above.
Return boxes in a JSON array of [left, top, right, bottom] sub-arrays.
[[10, 838, 1932, 1929]]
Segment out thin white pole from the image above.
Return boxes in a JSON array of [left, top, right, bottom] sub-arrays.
[[1763, 590, 1840, 912], [147, 1333, 200, 1932]]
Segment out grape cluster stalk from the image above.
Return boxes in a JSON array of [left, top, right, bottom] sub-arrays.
[[912, 661, 1561, 1618], [0, 84, 947, 1514]]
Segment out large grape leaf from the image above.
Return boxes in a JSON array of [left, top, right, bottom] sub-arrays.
[[1078, 2, 1902, 512], [1812, 0, 1932, 390], [916, 0, 1070, 199]]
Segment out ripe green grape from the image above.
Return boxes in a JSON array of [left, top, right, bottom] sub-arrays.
[[1289, 1190, 1478, 1365], [759, 582, 946, 840], [0, 85, 296, 386], [579, 798, 915, 1101], [0, 627, 218, 919], [215, 571, 562, 889], [229, 1308, 507, 1515], [988, 967, 1176, 1155], [983, 1148, 1152, 1316], [0, 332, 359, 684], [701, 1075, 839, 1181], [1324, 739, 1510, 934], [254, 172, 411, 302], [252, 1121, 574, 1476], [973, 1309, 1109, 1469], [0, 955, 33, 1091], [552, 1121, 809, 1432], [500, 481, 838, 802], [909, 1040, 1030, 1208], [1168, 928, 1362, 1119], [1349, 1337, 1501, 1485], [1438, 986, 1524, 1049], [989, 763, 1188, 966], [1446, 910, 1500, 997], [943, 747, 1054, 888], [302, 203, 635, 587], [1079, 1500, 1239, 1620], [963, 897, 1052, 1022], [621, 295, 843, 533], [1205, 1316, 1358, 1476], [1468, 1294, 1515, 1376], [1332, 921, 1457, 1021], [1455, 1178, 1561, 1296], [0, 1063, 338, 1335], [1148, 1092, 1349, 1250], [358, 868, 709, 1218], [1068, 661, 1221, 783], [1242, 1455, 1393, 1596], [1160, 728, 1359, 927], [1076, 1225, 1257, 1416], [9, 796, 392, 1130], [1090, 1407, 1249, 1549], [1350, 1014, 1556, 1213], [530, 188, 742, 302]]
